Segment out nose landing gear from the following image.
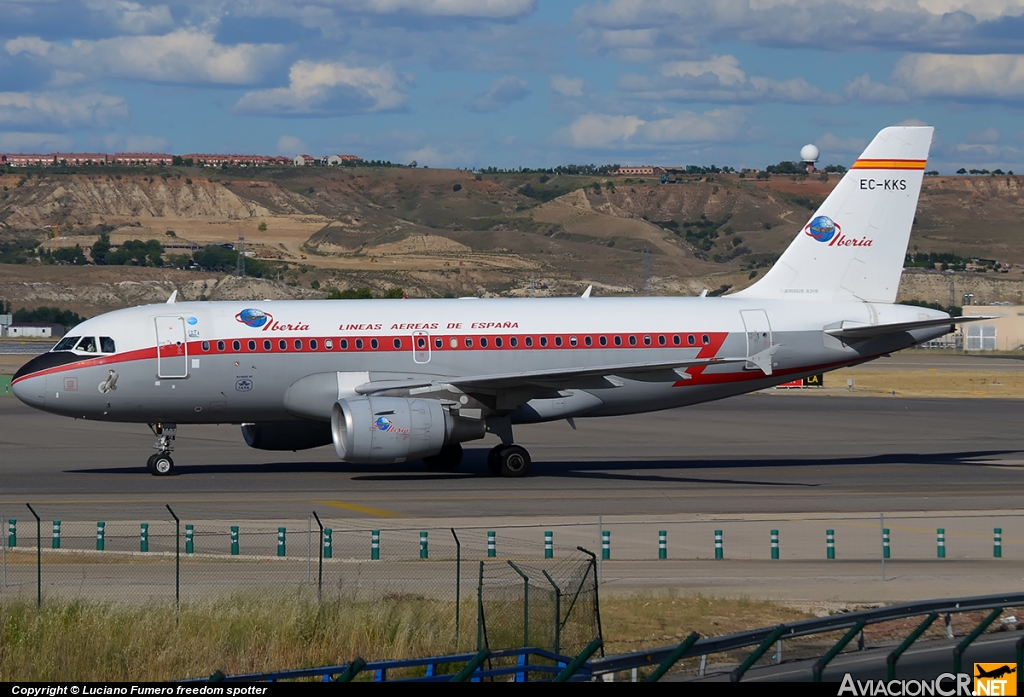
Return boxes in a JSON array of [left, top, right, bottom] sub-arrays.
[[147, 423, 176, 476]]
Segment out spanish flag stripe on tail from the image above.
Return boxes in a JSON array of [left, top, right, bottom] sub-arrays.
[[851, 159, 927, 170]]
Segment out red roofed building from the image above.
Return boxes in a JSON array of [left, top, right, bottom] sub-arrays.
[[112, 152, 172, 166]]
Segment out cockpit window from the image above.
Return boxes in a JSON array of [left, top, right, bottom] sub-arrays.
[[53, 336, 80, 351], [75, 337, 98, 353], [100, 337, 116, 354]]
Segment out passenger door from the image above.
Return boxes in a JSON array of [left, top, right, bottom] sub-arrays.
[[155, 316, 188, 378], [412, 331, 431, 364]]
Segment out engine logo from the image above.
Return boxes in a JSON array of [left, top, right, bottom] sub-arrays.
[[236, 308, 271, 328], [375, 416, 410, 434]]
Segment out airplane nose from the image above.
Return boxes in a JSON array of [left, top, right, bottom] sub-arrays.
[[12, 352, 82, 408], [11, 372, 45, 407]]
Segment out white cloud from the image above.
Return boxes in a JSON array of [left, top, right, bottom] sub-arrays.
[[844, 74, 909, 103], [85, 1, 174, 34], [99, 134, 171, 152], [277, 135, 307, 155], [0, 91, 129, 128], [574, 1, 1024, 58], [618, 55, 840, 104], [355, 0, 535, 18], [235, 61, 409, 116], [562, 109, 745, 150], [0, 131, 74, 152], [7, 30, 284, 85], [892, 54, 1024, 100], [469, 76, 530, 112], [816, 133, 868, 155], [550, 75, 585, 97], [966, 127, 1001, 143]]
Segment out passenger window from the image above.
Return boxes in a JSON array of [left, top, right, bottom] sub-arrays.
[[673, 335, 681, 346], [525, 336, 533, 347], [555, 336, 563, 347], [465, 337, 474, 348], [480, 337, 488, 348], [450, 337, 459, 348], [569, 336, 578, 347], [395, 338, 403, 349], [540, 336, 548, 347], [340, 339, 348, 350], [417, 337, 426, 349], [326, 339, 334, 350], [702, 334, 710, 345], [584, 336, 592, 346], [599, 336, 607, 347], [264, 340, 272, 351], [629, 335, 637, 346], [355, 339, 363, 350], [248, 340, 256, 351], [434, 337, 443, 349], [614, 336, 622, 346], [100, 337, 116, 353], [217, 340, 226, 352], [687, 335, 696, 346], [510, 337, 518, 347], [76, 337, 98, 353], [495, 337, 503, 348], [279, 339, 287, 351], [658, 335, 666, 346], [54, 336, 80, 351], [294, 339, 303, 350], [201, 341, 210, 352], [644, 335, 652, 346], [370, 338, 379, 350], [310, 339, 319, 350], [232, 340, 241, 352]]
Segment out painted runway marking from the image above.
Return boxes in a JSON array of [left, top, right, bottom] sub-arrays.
[[316, 500, 405, 518]]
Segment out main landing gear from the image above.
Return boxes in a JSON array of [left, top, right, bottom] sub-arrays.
[[147, 423, 176, 476], [424, 443, 464, 471], [486, 444, 531, 478]]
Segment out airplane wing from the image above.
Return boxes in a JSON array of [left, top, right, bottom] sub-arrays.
[[354, 356, 747, 395], [825, 315, 997, 339]]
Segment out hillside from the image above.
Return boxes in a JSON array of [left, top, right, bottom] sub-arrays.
[[1, 166, 1022, 315]]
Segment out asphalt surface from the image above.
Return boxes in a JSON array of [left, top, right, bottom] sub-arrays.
[[2, 389, 1024, 520]]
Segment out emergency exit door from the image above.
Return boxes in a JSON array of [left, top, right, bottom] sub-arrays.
[[740, 309, 772, 370], [155, 316, 188, 378]]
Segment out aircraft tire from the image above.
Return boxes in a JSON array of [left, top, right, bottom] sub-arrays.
[[148, 454, 174, 476], [486, 445, 504, 476], [498, 445, 531, 478], [424, 443, 463, 471]]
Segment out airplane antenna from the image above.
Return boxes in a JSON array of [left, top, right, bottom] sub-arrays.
[[235, 233, 245, 277]]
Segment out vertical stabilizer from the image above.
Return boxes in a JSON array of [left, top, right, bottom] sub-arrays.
[[734, 126, 933, 303]]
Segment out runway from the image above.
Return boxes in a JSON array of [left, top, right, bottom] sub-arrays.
[[2, 390, 1023, 520]]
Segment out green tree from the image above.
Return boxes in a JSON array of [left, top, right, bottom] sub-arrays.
[[90, 233, 111, 264]]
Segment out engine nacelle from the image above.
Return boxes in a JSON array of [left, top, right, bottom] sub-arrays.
[[331, 396, 485, 464], [241, 421, 334, 451]]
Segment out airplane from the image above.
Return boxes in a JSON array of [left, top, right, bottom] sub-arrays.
[[11, 126, 990, 478]]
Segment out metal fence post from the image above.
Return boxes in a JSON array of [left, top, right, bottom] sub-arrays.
[[542, 570, 563, 654], [166, 505, 180, 612], [771, 529, 779, 560], [230, 526, 239, 555], [452, 528, 461, 650], [324, 529, 333, 559], [312, 512, 323, 601], [994, 528, 1002, 558], [826, 529, 835, 560], [371, 530, 380, 560], [477, 560, 485, 651], [97, 521, 105, 551], [26, 504, 40, 609], [601, 530, 610, 560], [508, 561, 530, 648], [937, 528, 945, 559], [185, 525, 194, 554], [487, 530, 496, 558], [52, 520, 61, 550], [277, 527, 286, 557], [545, 530, 553, 559], [715, 529, 723, 560], [8, 519, 15, 548], [658, 530, 667, 560], [420, 531, 428, 559], [140, 523, 149, 553]]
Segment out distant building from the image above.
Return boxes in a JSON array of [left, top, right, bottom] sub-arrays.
[[962, 306, 1024, 351], [51, 153, 109, 165], [327, 154, 362, 166], [184, 154, 288, 167], [616, 166, 662, 176], [2, 154, 50, 167], [5, 323, 66, 338], [112, 152, 172, 166], [293, 154, 315, 166]]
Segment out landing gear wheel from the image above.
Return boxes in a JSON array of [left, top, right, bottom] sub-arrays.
[[147, 453, 174, 476], [498, 445, 531, 478], [424, 444, 463, 471], [486, 445, 504, 476]]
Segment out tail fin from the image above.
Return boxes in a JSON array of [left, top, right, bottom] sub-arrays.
[[734, 126, 934, 303]]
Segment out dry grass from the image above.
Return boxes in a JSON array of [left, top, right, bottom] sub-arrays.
[[829, 367, 1024, 398], [0, 592, 810, 681]]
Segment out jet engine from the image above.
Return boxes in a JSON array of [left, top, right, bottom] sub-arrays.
[[331, 396, 485, 464], [241, 421, 334, 451]]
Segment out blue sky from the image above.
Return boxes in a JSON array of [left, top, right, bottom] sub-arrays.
[[1, 0, 1023, 172]]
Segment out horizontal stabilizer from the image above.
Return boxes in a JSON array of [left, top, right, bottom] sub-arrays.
[[355, 356, 747, 394], [825, 315, 996, 339]]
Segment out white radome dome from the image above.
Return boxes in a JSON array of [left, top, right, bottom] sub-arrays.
[[800, 144, 820, 163]]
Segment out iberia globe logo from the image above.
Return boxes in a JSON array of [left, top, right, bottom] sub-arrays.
[[804, 215, 840, 243], [235, 308, 271, 328]]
